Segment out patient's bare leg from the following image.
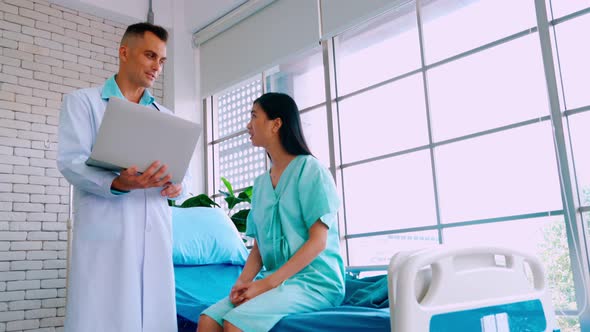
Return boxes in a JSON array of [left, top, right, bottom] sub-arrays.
[[197, 314, 223, 332], [223, 320, 242, 332]]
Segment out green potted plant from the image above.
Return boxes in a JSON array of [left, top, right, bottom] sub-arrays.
[[169, 177, 252, 233], [217, 177, 252, 233]]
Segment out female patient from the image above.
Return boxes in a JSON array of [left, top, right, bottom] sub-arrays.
[[198, 92, 345, 332]]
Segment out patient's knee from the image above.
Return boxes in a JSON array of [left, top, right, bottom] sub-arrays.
[[197, 314, 222, 332], [223, 319, 242, 332]]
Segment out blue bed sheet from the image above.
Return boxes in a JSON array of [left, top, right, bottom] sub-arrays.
[[271, 306, 390, 332], [175, 266, 391, 332], [174, 264, 242, 323]]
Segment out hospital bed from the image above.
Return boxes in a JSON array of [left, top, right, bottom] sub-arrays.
[[175, 264, 243, 325], [389, 246, 559, 332], [175, 264, 390, 332], [175, 245, 559, 332]]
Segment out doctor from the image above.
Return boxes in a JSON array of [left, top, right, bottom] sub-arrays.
[[57, 22, 186, 331]]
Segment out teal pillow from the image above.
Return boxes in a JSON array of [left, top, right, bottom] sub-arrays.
[[172, 207, 249, 266]]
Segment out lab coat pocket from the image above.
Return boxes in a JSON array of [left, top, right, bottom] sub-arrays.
[[74, 195, 123, 241]]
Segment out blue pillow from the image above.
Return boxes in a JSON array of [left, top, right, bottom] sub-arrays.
[[172, 207, 249, 266]]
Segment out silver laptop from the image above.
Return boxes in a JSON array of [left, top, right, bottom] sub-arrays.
[[86, 97, 201, 183]]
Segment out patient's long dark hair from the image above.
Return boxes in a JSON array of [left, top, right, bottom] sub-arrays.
[[254, 92, 313, 157]]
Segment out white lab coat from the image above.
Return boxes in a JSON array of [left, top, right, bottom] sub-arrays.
[[57, 86, 188, 332]]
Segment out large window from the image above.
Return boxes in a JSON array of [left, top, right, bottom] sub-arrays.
[[206, 48, 329, 197], [331, 1, 587, 329], [555, 10, 590, 210], [338, 74, 428, 163], [207, 77, 267, 198], [553, 8, 590, 331], [264, 48, 330, 167], [203, 1, 590, 330]]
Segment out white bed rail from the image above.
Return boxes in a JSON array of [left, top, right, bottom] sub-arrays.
[[388, 246, 559, 332]]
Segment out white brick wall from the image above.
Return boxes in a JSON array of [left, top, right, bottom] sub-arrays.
[[0, 0, 166, 330]]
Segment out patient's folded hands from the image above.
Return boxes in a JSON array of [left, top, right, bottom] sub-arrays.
[[229, 279, 246, 306], [230, 278, 273, 306]]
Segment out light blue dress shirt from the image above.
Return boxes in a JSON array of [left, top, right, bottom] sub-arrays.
[[101, 75, 155, 106]]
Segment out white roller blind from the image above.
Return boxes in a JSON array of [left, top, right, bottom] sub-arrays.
[[320, 0, 412, 40], [200, 0, 320, 96]]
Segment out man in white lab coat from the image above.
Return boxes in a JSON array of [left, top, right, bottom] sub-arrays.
[[57, 22, 187, 332]]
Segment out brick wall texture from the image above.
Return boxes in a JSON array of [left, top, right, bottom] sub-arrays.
[[0, 0, 165, 330]]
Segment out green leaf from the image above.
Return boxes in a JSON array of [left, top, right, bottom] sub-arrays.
[[237, 186, 253, 203], [236, 192, 250, 204], [244, 186, 253, 197], [231, 209, 250, 233], [218, 190, 231, 198], [225, 196, 248, 210], [221, 177, 234, 196], [167, 199, 176, 207], [180, 194, 220, 208]]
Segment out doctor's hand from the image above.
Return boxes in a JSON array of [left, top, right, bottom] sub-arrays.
[[111, 161, 172, 192], [161, 183, 182, 198], [230, 278, 274, 306]]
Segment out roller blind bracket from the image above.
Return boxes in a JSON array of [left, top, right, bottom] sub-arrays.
[[192, 0, 276, 48]]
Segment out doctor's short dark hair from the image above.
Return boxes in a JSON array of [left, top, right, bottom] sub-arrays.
[[121, 22, 168, 44]]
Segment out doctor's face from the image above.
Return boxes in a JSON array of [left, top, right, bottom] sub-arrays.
[[119, 31, 167, 88], [247, 103, 278, 148]]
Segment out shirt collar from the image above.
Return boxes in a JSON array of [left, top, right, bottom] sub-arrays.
[[101, 75, 155, 106]]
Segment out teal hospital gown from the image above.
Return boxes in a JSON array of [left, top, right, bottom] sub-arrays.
[[202, 155, 345, 332]]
